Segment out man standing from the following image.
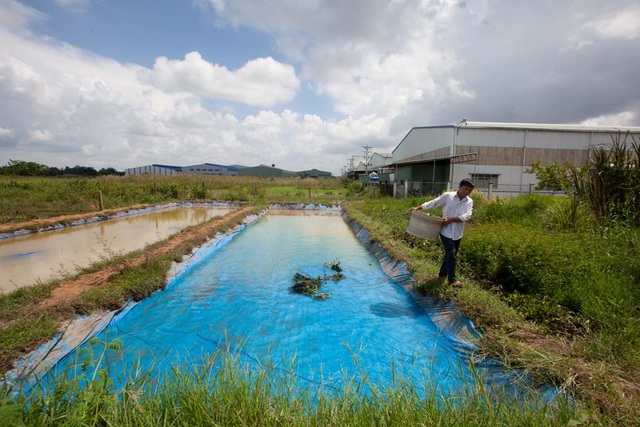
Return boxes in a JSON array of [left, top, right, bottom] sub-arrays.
[[411, 179, 475, 287]]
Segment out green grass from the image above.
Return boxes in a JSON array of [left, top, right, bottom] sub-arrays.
[[344, 195, 640, 424], [462, 203, 640, 366], [0, 284, 61, 371], [0, 315, 58, 364], [0, 283, 56, 320], [1, 346, 589, 427]]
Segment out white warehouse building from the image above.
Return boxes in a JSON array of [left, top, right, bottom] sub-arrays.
[[391, 120, 640, 197], [125, 163, 238, 176]]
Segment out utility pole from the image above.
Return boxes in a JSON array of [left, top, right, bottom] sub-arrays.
[[348, 156, 357, 172], [362, 145, 372, 175]]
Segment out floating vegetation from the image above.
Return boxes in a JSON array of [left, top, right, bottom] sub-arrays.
[[291, 273, 323, 296], [291, 259, 346, 299], [325, 272, 345, 282], [324, 258, 343, 272]]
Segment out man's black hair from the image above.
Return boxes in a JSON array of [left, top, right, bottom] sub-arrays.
[[460, 178, 475, 188]]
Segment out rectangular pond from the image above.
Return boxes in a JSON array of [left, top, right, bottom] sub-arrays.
[[0, 205, 234, 292], [20, 210, 540, 400]]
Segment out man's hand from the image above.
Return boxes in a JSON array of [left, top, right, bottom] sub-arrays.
[[442, 217, 459, 225]]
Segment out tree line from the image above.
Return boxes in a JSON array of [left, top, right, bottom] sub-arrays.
[[0, 160, 124, 177]]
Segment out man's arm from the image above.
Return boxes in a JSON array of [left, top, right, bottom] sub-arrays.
[[444, 199, 473, 224], [442, 216, 462, 225], [411, 193, 448, 212]]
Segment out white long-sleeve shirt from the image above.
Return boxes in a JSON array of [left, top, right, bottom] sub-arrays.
[[420, 191, 473, 240]]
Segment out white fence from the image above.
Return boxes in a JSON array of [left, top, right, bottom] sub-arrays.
[[394, 181, 564, 199]]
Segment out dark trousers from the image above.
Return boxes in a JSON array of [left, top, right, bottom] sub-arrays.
[[439, 233, 461, 284]]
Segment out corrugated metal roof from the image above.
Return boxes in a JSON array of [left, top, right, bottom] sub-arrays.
[[457, 120, 640, 133]]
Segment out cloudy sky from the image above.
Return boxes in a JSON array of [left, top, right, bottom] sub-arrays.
[[1, 0, 639, 175]]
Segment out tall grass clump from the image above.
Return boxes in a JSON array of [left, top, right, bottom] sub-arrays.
[[0, 342, 587, 427], [527, 131, 640, 231], [586, 132, 640, 226]]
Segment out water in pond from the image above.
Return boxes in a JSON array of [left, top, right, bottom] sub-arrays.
[[0, 206, 233, 293], [39, 213, 530, 399]]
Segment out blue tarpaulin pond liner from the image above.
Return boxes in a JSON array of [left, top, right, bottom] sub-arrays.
[[6, 206, 557, 403]]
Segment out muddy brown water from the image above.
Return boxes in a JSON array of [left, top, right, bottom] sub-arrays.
[[0, 207, 233, 293]]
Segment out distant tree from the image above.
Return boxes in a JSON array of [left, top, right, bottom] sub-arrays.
[[47, 166, 62, 176], [0, 160, 123, 177], [0, 160, 50, 176], [63, 165, 99, 176], [98, 167, 124, 176]]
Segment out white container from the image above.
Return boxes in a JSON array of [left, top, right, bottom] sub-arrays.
[[406, 212, 444, 241]]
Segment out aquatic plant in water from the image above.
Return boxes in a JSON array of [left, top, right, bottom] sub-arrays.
[[291, 272, 324, 296], [290, 259, 346, 299]]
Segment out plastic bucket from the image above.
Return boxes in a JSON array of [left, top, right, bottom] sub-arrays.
[[406, 212, 444, 241]]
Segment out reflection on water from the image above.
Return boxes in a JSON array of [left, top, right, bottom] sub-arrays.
[[0, 207, 233, 293]]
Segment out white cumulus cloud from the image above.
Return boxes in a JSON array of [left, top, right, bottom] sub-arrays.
[[148, 52, 300, 107], [1, 0, 639, 175]]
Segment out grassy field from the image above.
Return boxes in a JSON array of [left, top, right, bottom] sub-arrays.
[[1, 175, 638, 425], [0, 175, 356, 224]]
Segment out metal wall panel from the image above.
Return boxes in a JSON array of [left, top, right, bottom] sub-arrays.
[[455, 145, 590, 166], [457, 128, 525, 148], [454, 164, 536, 189], [125, 165, 178, 175], [526, 131, 590, 149], [392, 127, 454, 162], [525, 147, 589, 166]]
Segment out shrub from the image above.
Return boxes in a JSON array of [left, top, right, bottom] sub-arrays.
[[470, 194, 555, 226]]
